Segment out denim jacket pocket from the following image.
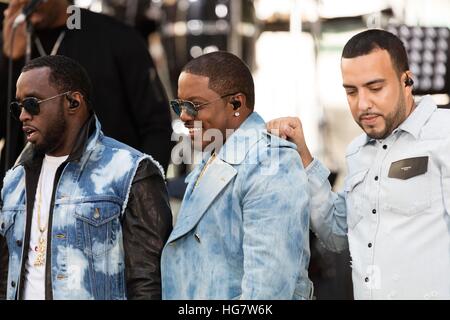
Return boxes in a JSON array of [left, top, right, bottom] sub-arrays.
[[74, 201, 121, 257], [0, 206, 23, 237], [344, 169, 369, 229]]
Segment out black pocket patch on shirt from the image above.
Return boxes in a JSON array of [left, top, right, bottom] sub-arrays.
[[388, 156, 428, 180]]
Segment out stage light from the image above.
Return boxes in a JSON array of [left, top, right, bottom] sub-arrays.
[[387, 25, 450, 95]]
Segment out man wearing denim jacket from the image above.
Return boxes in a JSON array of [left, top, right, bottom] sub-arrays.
[[268, 29, 450, 299], [161, 51, 313, 300], [0, 55, 172, 299]]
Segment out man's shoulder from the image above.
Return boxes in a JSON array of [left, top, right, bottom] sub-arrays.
[[95, 135, 165, 178], [79, 8, 143, 39], [260, 130, 299, 150], [80, 8, 125, 28], [241, 129, 301, 165], [421, 106, 450, 140], [100, 135, 143, 157]]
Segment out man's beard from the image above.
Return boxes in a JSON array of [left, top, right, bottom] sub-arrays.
[[33, 106, 67, 155], [360, 94, 407, 140]]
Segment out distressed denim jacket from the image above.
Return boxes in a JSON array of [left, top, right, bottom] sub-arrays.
[[0, 116, 157, 300], [161, 112, 313, 300]]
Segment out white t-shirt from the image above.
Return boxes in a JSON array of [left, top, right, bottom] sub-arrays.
[[23, 154, 68, 300]]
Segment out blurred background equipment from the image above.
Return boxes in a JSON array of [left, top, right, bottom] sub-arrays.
[[158, 0, 258, 97], [387, 25, 450, 96]]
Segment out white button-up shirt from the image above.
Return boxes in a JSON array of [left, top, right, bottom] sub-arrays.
[[307, 96, 450, 299]]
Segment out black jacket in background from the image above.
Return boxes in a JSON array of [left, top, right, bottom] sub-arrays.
[[0, 8, 173, 179]]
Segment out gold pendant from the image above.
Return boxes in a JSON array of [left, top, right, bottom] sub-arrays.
[[34, 236, 46, 267]]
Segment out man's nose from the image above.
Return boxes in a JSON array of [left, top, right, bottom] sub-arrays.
[[357, 90, 371, 112], [179, 108, 194, 122], [18, 107, 32, 123]]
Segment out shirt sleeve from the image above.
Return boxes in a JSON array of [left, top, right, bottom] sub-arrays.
[[122, 159, 173, 300], [439, 137, 450, 216], [305, 158, 349, 252]]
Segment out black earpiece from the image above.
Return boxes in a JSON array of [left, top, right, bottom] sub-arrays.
[[405, 76, 414, 87], [231, 99, 241, 110], [66, 94, 80, 109], [70, 100, 80, 108]]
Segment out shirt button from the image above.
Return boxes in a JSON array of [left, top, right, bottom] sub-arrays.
[[365, 277, 369, 283], [383, 145, 387, 150], [11, 281, 16, 288], [372, 209, 376, 214], [374, 176, 379, 181], [0, 222, 4, 230], [16, 240, 22, 247], [368, 243, 372, 248]]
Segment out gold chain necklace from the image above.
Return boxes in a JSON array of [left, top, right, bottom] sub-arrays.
[[34, 176, 48, 267], [194, 152, 216, 189]]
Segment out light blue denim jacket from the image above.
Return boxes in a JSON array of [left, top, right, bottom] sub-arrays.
[[161, 112, 312, 299], [0, 116, 159, 300]]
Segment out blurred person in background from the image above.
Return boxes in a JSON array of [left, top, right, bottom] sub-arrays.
[[268, 29, 450, 299], [1, 0, 173, 183]]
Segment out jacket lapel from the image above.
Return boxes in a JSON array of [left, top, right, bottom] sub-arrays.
[[168, 112, 266, 243], [168, 158, 237, 242]]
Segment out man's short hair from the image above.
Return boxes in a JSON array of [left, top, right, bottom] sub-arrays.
[[342, 29, 409, 77], [181, 51, 255, 109], [22, 55, 93, 109]]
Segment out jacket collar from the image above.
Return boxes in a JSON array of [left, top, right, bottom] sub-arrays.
[[217, 111, 265, 165], [184, 111, 265, 184], [169, 112, 267, 243], [361, 95, 437, 146], [15, 113, 99, 168]]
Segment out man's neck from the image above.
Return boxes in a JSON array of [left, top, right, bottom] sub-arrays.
[[45, 1, 71, 29], [50, 10, 69, 29]]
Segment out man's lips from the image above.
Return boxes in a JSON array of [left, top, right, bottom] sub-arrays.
[[360, 114, 380, 125], [184, 124, 202, 137], [22, 126, 38, 140]]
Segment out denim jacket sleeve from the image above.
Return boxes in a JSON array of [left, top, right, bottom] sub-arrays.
[[305, 158, 348, 252], [239, 146, 309, 299]]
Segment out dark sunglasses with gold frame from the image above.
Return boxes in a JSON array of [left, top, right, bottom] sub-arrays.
[[10, 91, 72, 121], [170, 92, 238, 117]]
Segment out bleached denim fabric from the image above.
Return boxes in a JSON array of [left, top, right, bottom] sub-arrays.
[[0, 117, 161, 300], [161, 112, 312, 300]]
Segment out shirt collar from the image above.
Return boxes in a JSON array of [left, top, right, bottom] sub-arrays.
[[397, 95, 436, 139], [364, 95, 437, 145]]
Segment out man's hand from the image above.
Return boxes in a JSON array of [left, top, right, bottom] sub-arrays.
[[267, 116, 313, 168], [2, 0, 28, 60]]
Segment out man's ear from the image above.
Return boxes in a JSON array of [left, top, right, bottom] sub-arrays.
[[66, 92, 83, 112], [229, 93, 246, 110], [403, 71, 414, 88]]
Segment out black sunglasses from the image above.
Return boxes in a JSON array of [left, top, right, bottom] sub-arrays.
[[170, 93, 237, 117], [10, 91, 71, 121]]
